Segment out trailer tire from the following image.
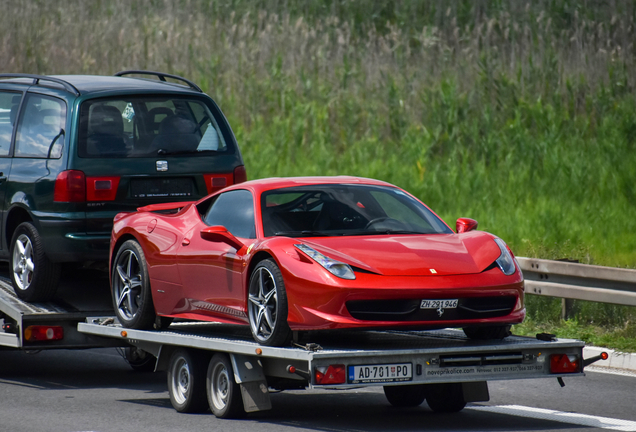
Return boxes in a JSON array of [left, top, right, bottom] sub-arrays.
[[10, 222, 61, 302], [125, 347, 156, 372], [383, 384, 427, 407], [167, 349, 209, 413], [463, 325, 511, 340], [111, 240, 156, 330], [207, 353, 245, 419], [425, 383, 467, 413], [247, 259, 291, 347]]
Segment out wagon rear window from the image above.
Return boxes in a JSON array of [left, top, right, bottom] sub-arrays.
[[78, 96, 229, 158]]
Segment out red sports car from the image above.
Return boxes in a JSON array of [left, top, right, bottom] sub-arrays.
[[110, 176, 525, 346]]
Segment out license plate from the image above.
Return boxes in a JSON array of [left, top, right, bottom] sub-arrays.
[[348, 363, 412, 384], [420, 299, 458, 309]]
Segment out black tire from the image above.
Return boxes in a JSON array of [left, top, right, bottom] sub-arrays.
[[207, 353, 245, 419], [167, 349, 209, 413], [425, 383, 467, 413], [111, 240, 156, 329], [463, 325, 512, 340], [384, 384, 427, 407], [247, 259, 291, 346], [10, 222, 61, 302], [125, 347, 156, 372]]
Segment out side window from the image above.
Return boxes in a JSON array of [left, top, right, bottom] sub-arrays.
[[0, 91, 21, 156], [15, 94, 66, 158], [204, 190, 255, 239]]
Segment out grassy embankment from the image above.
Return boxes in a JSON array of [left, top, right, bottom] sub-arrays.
[[1, 1, 635, 350]]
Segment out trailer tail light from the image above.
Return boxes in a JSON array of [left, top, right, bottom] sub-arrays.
[[24, 325, 64, 342], [203, 173, 232, 194], [86, 176, 120, 201], [314, 364, 346, 385], [550, 354, 580, 374], [234, 165, 247, 184], [54, 170, 86, 202]]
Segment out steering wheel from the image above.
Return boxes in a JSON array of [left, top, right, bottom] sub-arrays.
[[365, 217, 401, 230]]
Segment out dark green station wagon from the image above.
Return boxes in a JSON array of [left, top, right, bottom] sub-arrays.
[[0, 71, 246, 302]]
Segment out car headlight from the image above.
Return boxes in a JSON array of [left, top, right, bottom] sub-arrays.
[[294, 244, 356, 280], [494, 238, 516, 276]]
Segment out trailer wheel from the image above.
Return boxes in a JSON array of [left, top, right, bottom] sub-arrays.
[[10, 222, 61, 302], [207, 353, 245, 419], [425, 383, 467, 413], [383, 384, 427, 407], [111, 240, 156, 330], [125, 347, 156, 372], [167, 349, 209, 413], [247, 259, 291, 346], [463, 325, 511, 340]]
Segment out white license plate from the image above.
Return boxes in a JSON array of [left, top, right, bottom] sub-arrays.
[[348, 363, 412, 384], [420, 299, 458, 309]]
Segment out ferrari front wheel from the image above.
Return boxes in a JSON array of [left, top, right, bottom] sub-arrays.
[[111, 240, 156, 329], [247, 259, 291, 347]]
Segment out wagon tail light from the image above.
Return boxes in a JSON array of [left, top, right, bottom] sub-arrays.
[[54, 170, 120, 202], [202, 166, 247, 195], [314, 364, 346, 385]]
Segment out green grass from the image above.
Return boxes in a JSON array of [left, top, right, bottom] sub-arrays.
[[2, 0, 636, 347]]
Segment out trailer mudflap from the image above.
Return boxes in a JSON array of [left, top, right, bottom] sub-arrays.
[[231, 354, 272, 412]]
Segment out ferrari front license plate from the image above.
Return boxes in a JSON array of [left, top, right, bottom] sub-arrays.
[[420, 299, 458, 309], [348, 363, 412, 384]]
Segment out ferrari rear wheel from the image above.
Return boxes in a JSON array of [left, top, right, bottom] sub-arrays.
[[463, 325, 512, 340], [111, 240, 156, 329], [247, 259, 291, 347]]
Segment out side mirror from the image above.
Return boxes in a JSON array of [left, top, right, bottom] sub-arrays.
[[200, 226, 245, 251], [456, 217, 478, 233]]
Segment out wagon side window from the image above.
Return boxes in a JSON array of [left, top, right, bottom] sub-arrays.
[[204, 189, 255, 239], [14, 94, 67, 158], [0, 91, 22, 156]]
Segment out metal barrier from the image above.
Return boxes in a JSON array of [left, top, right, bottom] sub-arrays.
[[517, 257, 636, 309]]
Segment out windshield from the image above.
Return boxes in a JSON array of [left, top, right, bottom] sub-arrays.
[[261, 184, 452, 237], [78, 96, 229, 158]]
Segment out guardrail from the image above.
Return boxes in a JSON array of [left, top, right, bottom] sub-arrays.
[[516, 257, 636, 316]]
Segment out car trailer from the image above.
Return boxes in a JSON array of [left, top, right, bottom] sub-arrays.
[[1, 277, 607, 418], [78, 318, 606, 418]]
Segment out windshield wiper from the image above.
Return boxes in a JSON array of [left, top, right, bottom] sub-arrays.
[[274, 230, 331, 237], [347, 229, 426, 236]]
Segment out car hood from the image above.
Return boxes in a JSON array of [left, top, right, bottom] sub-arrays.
[[301, 231, 501, 276]]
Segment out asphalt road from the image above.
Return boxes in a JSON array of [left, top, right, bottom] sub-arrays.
[[1, 346, 635, 432], [1, 266, 636, 431]]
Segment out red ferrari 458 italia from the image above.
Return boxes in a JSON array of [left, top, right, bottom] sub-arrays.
[[110, 176, 524, 346]]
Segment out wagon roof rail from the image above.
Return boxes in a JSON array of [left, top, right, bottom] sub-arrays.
[[0, 73, 81, 96], [114, 70, 202, 92]]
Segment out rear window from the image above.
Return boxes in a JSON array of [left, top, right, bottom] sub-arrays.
[[78, 96, 230, 158]]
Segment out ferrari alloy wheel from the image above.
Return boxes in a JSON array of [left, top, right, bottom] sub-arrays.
[[10, 222, 61, 302], [167, 349, 208, 413], [111, 240, 156, 329], [247, 259, 291, 346], [207, 353, 245, 418]]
